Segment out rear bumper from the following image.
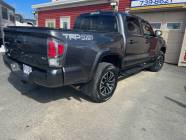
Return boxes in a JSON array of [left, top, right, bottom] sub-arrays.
[[3, 55, 64, 88]]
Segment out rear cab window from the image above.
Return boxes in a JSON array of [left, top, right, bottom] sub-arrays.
[[74, 14, 118, 32]]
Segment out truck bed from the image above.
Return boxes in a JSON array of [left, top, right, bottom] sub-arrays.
[[4, 26, 65, 70]]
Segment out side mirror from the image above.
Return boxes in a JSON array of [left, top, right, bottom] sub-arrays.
[[155, 30, 162, 37]]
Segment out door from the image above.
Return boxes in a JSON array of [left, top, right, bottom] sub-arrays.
[[123, 16, 149, 67], [165, 21, 184, 64], [60, 17, 70, 29], [141, 20, 158, 57]]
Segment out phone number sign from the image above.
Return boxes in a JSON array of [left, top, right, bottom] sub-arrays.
[[131, 0, 186, 7]]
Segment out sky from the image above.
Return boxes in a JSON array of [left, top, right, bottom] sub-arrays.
[[5, 0, 50, 19]]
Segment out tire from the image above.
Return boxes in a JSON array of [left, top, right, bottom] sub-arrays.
[[149, 51, 165, 72], [81, 62, 118, 103]]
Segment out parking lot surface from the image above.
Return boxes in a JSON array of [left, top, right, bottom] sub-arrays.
[[0, 54, 186, 140]]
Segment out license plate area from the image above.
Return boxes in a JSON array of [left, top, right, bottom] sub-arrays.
[[23, 64, 32, 75]]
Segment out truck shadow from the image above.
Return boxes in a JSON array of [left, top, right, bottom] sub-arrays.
[[8, 73, 91, 103], [165, 96, 186, 109], [7, 69, 156, 104]]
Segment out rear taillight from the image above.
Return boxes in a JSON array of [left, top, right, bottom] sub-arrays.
[[58, 44, 64, 56], [48, 41, 56, 58], [47, 39, 65, 67]]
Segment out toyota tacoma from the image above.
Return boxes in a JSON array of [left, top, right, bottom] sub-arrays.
[[3, 11, 166, 102]]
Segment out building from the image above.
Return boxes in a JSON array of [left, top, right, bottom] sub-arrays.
[[129, 0, 186, 66], [0, 0, 15, 46], [15, 13, 36, 27], [32, 0, 130, 29]]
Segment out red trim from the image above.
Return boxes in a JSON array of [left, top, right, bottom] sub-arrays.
[[184, 51, 186, 61]]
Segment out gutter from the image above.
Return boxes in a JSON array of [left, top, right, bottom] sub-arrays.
[[32, 0, 112, 11]]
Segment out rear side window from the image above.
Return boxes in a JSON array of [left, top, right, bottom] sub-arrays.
[[126, 16, 142, 36], [74, 15, 118, 32]]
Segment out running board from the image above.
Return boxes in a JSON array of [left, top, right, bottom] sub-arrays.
[[120, 62, 154, 77]]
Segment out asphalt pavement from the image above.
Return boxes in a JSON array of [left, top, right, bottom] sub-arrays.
[[0, 54, 186, 140]]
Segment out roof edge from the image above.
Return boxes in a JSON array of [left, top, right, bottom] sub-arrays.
[[0, 0, 15, 11], [32, 0, 112, 11]]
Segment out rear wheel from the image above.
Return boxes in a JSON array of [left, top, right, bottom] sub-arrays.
[[149, 51, 165, 72], [81, 62, 118, 103]]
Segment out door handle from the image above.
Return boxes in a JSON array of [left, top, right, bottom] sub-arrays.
[[145, 39, 150, 44], [129, 40, 137, 44], [145, 36, 151, 44], [15, 40, 22, 44]]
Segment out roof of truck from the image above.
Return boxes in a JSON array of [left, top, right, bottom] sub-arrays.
[[80, 11, 131, 16], [78, 11, 141, 20], [79, 11, 146, 22]]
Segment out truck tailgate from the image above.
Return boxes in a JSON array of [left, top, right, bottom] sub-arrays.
[[4, 27, 50, 70]]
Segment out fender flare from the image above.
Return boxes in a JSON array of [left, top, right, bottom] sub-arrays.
[[88, 50, 122, 81]]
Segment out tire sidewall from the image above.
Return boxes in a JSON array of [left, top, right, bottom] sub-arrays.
[[150, 52, 165, 72], [95, 64, 118, 102], [155, 52, 165, 70]]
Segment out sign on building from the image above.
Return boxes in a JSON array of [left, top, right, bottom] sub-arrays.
[[131, 0, 186, 7]]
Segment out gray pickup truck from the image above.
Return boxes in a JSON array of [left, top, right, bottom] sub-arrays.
[[3, 11, 166, 102]]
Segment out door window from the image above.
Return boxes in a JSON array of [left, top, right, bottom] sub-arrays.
[[142, 21, 154, 36], [60, 17, 70, 29], [167, 22, 181, 30], [45, 19, 56, 28], [126, 16, 142, 36]]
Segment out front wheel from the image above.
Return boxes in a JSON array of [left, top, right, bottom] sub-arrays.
[[149, 51, 165, 72], [81, 62, 118, 103]]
